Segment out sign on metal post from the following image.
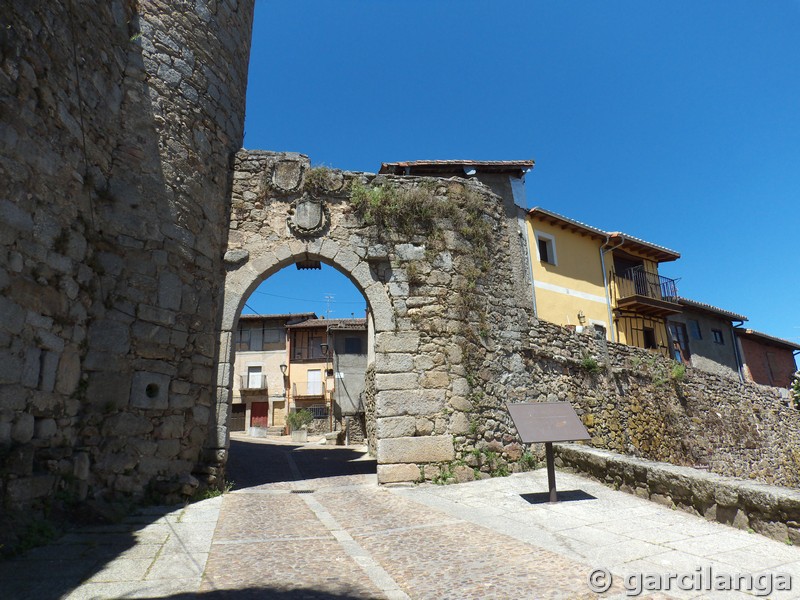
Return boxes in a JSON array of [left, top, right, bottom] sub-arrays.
[[506, 402, 590, 503]]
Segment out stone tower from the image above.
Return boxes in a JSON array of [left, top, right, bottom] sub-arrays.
[[0, 0, 255, 537]]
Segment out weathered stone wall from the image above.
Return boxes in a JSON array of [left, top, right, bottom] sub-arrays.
[[215, 151, 535, 483], [363, 364, 377, 455], [555, 443, 800, 544], [475, 320, 800, 488], [1, 0, 254, 541]]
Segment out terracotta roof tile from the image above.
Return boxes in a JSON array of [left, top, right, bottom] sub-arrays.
[[676, 297, 747, 322]]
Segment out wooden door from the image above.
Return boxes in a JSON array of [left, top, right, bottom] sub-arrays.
[[251, 401, 269, 428]]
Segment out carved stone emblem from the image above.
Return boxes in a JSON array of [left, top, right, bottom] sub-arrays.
[[287, 194, 329, 237], [271, 160, 304, 192]]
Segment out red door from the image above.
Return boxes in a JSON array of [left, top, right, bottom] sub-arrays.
[[251, 402, 269, 428]]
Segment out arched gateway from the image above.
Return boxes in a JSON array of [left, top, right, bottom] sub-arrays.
[[211, 150, 535, 483]]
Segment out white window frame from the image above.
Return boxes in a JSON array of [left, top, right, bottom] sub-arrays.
[[589, 319, 608, 338], [534, 230, 558, 266]]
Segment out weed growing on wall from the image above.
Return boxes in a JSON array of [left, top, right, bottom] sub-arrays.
[[350, 176, 502, 475], [580, 353, 601, 374], [671, 363, 687, 382], [791, 371, 800, 410]]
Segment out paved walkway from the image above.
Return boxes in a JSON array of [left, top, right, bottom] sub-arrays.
[[2, 435, 799, 599]]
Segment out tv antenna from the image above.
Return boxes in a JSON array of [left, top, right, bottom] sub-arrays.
[[324, 294, 334, 318]]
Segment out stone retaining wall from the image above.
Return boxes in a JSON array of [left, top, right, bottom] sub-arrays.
[[555, 443, 800, 545], [469, 321, 800, 489]]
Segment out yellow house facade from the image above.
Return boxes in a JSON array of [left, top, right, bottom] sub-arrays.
[[286, 319, 333, 431], [526, 208, 681, 355]]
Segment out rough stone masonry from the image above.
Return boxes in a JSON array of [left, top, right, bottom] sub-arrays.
[[1, 0, 255, 543], [2, 0, 799, 556], [218, 151, 535, 485]]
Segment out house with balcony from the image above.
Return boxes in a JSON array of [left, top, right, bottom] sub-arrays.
[[286, 318, 334, 433], [526, 207, 681, 355], [231, 312, 316, 433], [286, 316, 370, 436]]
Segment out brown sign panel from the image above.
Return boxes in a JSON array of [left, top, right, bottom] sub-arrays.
[[506, 402, 591, 444]]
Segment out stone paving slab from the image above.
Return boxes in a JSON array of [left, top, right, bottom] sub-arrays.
[[3, 440, 800, 599], [396, 470, 800, 599], [0, 496, 222, 600]]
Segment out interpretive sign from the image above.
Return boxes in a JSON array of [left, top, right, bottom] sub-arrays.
[[506, 402, 590, 503]]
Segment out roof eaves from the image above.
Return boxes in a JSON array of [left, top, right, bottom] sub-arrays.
[[608, 232, 680, 262], [528, 207, 608, 239], [677, 297, 748, 322], [735, 328, 800, 351], [379, 159, 534, 177]]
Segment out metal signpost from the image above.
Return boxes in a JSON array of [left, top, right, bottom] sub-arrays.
[[506, 402, 591, 503]]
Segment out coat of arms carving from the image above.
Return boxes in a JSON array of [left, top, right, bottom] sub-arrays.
[[287, 194, 330, 237]]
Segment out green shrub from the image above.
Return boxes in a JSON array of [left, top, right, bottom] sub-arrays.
[[580, 354, 601, 374], [671, 363, 687, 382], [287, 409, 313, 431], [520, 450, 538, 471]]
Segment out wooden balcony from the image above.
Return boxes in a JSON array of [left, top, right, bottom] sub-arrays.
[[611, 268, 681, 318]]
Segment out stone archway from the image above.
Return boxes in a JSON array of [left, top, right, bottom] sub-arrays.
[[207, 149, 534, 485]]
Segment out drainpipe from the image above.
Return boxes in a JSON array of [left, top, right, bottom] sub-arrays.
[[600, 235, 625, 343], [520, 219, 538, 317], [731, 321, 745, 383]]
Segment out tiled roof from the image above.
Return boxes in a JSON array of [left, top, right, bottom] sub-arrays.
[[528, 206, 680, 262], [239, 312, 317, 321], [676, 297, 748, 322], [528, 207, 607, 239], [379, 160, 534, 177], [735, 328, 800, 351], [287, 318, 367, 330], [327, 319, 368, 331], [607, 232, 680, 262]]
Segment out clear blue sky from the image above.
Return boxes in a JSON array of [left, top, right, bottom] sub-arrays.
[[242, 1, 800, 345]]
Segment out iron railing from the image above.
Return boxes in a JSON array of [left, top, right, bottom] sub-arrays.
[[291, 380, 326, 397], [291, 348, 327, 361], [239, 374, 268, 391], [289, 405, 329, 419], [612, 267, 678, 302]]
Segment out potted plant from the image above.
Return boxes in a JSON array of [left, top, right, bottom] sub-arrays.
[[287, 409, 313, 442]]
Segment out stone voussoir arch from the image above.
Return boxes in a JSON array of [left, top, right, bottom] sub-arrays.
[[208, 149, 533, 485]]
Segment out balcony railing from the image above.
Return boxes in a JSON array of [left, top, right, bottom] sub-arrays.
[[291, 348, 327, 361], [612, 267, 678, 303], [291, 380, 326, 398], [291, 405, 329, 420], [240, 374, 268, 391]]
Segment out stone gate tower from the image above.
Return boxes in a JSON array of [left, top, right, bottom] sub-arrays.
[[1, 0, 256, 533]]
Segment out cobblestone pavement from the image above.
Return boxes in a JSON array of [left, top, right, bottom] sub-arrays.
[[3, 435, 800, 599]]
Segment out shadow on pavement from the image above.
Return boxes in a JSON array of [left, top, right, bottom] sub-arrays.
[[157, 586, 379, 599], [226, 436, 376, 490], [520, 489, 597, 504], [0, 504, 175, 600]]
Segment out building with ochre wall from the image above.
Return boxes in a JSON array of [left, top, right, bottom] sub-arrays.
[[527, 208, 681, 355]]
